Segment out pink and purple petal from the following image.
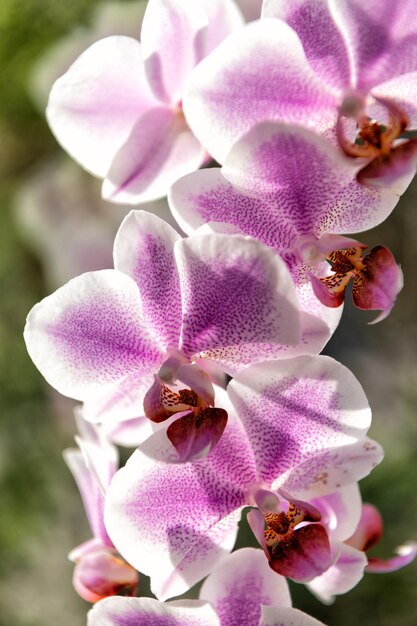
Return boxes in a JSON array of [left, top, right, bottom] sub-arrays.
[[103, 415, 156, 448], [114, 211, 182, 351], [222, 122, 400, 235], [102, 107, 206, 204], [280, 437, 383, 500], [262, 0, 351, 89], [309, 270, 352, 308], [46, 36, 158, 177], [366, 543, 417, 573], [88, 597, 220, 626], [24, 270, 163, 402], [169, 124, 401, 257], [74, 410, 118, 491], [345, 503, 383, 552], [330, 0, 417, 89], [175, 233, 301, 373], [312, 483, 363, 544], [307, 543, 367, 603], [268, 312, 332, 361], [352, 245, 403, 323], [183, 19, 336, 164], [200, 548, 291, 626], [104, 403, 255, 599], [228, 355, 373, 490]]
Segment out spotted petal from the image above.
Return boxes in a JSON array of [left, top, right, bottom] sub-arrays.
[[228, 356, 378, 495], [114, 211, 182, 351], [175, 233, 301, 373], [104, 393, 255, 600], [262, 0, 351, 89], [200, 548, 292, 626], [24, 270, 163, 402], [170, 124, 401, 256]]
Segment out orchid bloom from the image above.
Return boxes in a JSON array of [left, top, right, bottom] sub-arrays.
[[88, 548, 326, 626], [104, 363, 383, 600], [184, 0, 417, 191], [46, 0, 244, 204], [169, 123, 403, 324], [64, 412, 138, 602], [24, 210, 322, 459], [307, 239, 403, 324]]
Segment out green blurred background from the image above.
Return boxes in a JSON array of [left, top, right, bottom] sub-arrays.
[[0, 1, 415, 624]]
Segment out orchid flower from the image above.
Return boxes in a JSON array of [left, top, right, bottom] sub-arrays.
[[104, 365, 383, 599], [184, 0, 417, 191], [24, 210, 323, 459], [46, 0, 244, 204], [87, 548, 326, 626], [64, 411, 138, 602], [169, 123, 403, 324]]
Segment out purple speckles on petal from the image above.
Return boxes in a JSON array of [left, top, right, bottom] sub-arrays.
[[201, 548, 291, 626], [228, 356, 371, 487], [175, 233, 301, 372], [114, 211, 182, 351], [24, 270, 163, 401]]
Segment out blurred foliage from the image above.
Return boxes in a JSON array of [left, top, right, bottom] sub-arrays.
[[0, 1, 416, 625]]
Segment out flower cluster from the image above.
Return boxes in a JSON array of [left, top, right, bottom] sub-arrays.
[[24, 1, 417, 624]]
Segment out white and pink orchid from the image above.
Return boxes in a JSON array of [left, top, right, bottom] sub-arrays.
[[25, 211, 332, 459], [184, 0, 417, 191], [46, 0, 244, 204], [104, 368, 383, 599], [169, 123, 403, 324]]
